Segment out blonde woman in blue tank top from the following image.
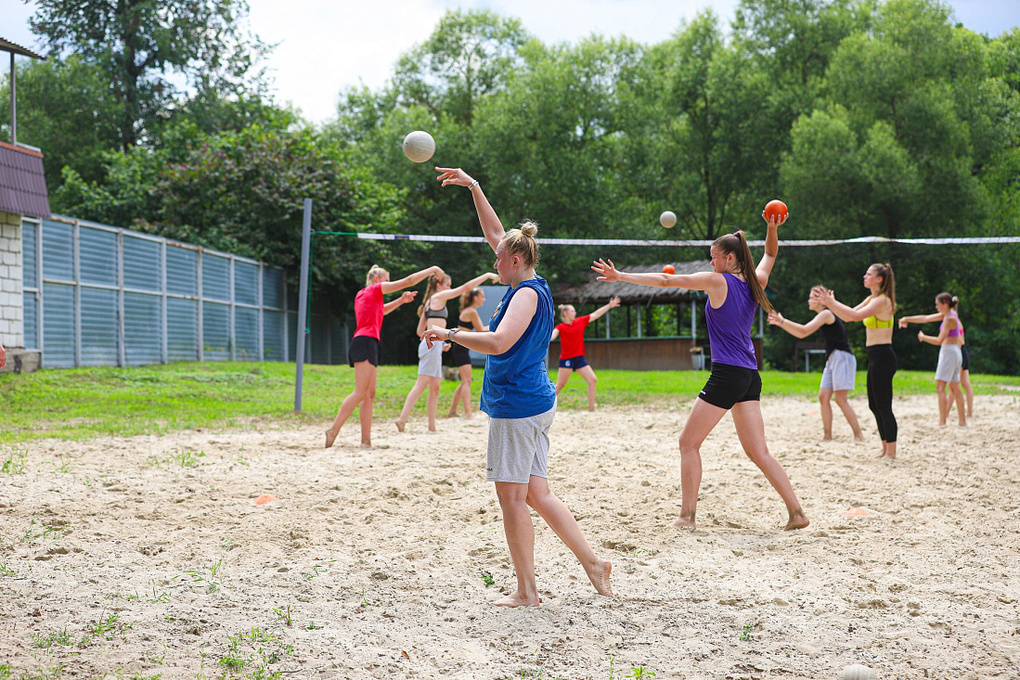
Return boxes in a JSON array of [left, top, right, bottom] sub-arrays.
[[421, 166, 614, 608], [592, 211, 810, 532]]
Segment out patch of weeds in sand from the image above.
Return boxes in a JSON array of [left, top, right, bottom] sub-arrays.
[[221, 537, 235, 551], [19, 518, 69, 543], [302, 565, 323, 581], [607, 654, 658, 680], [11, 666, 65, 680], [0, 447, 28, 474], [146, 580, 172, 603], [0, 563, 16, 577], [50, 455, 72, 473], [184, 559, 227, 593], [32, 629, 74, 649], [0, 664, 9, 678], [272, 605, 292, 627], [171, 449, 206, 468], [739, 622, 753, 642], [305, 622, 323, 630], [480, 570, 495, 587], [217, 628, 294, 679], [82, 612, 132, 644]]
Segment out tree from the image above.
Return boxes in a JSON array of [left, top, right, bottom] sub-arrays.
[[28, 0, 272, 151]]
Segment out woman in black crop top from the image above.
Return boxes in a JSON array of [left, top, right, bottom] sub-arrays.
[[769, 287, 864, 442], [395, 270, 498, 433]]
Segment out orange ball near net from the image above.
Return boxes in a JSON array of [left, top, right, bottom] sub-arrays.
[[663, 265, 675, 274], [763, 199, 788, 221]]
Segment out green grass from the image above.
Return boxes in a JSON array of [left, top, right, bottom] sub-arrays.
[[0, 361, 1017, 443]]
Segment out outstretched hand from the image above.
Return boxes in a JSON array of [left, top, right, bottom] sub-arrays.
[[399, 291, 418, 304], [767, 310, 785, 327], [608, 296, 621, 309], [811, 286, 834, 307], [435, 166, 475, 188], [898, 318, 909, 329], [591, 258, 620, 282], [421, 324, 448, 350], [762, 213, 788, 229]]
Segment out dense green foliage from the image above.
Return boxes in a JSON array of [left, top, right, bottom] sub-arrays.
[[2, 362, 1017, 442], [3, 0, 1018, 371]]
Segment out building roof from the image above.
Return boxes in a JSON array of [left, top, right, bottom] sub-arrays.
[[553, 260, 713, 305], [0, 37, 47, 61], [0, 142, 51, 219]]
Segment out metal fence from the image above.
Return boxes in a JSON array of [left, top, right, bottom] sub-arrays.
[[21, 215, 348, 368]]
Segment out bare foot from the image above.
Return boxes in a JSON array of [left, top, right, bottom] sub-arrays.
[[324, 429, 338, 448], [822, 435, 833, 441], [854, 434, 865, 442], [583, 559, 614, 598], [359, 441, 372, 449], [493, 591, 541, 608], [428, 428, 439, 434], [395, 420, 405, 433], [784, 511, 810, 531], [445, 412, 458, 419], [671, 514, 696, 531]]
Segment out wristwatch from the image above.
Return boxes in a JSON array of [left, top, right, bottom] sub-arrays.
[[448, 327, 460, 343]]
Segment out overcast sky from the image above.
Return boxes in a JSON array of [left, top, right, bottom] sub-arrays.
[[2, 0, 1017, 124]]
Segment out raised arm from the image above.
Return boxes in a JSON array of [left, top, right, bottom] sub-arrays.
[[756, 213, 786, 287], [768, 309, 833, 340], [813, 289, 888, 323], [549, 327, 560, 343], [436, 167, 504, 253], [382, 265, 444, 295], [898, 311, 943, 328], [433, 271, 500, 304], [918, 314, 955, 346], [592, 258, 724, 294], [383, 291, 418, 315], [588, 296, 621, 322]]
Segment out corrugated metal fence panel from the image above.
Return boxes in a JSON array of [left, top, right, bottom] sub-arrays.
[[42, 219, 73, 281], [23, 219, 37, 287], [124, 292, 163, 366], [202, 254, 230, 302], [263, 267, 284, 309], [202, 301, 230, 360], [80, 287, 119, 366], [124, 235, 161, 292], [263, 310, 285, 361], [41, 282, 75, 367], [24, 292, 38, 350], [167, 245, 197, 296], [167, 298, 199, 362], [79, 226, 118, 286], [234, 307, 259, 360], [235, 261, 258, 306]]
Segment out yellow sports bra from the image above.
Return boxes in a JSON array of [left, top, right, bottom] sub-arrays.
[[862, 295, 894, 328]]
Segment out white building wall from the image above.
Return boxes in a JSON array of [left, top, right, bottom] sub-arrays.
[[0, 210, 24, 349]]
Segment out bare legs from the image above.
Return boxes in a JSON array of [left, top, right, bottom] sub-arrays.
[[493, 477, 613, 607], [819, 388, 864, 441], [960, 368, 974, 418], [554, 366, 599, 411], [396, 375, 442, 432], [325, 361, 377, 448], [674, 398, 809, 531], [946, 381, 967, 426], [446, 364, 474, 418]]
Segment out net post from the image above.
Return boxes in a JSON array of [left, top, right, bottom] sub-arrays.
[[294, 199, 312, 412]]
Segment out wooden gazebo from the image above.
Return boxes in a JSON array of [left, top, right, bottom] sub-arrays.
[[550, 260, 763, 370]]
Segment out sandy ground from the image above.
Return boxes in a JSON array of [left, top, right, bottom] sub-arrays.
[[1, 393, 1019, 680]]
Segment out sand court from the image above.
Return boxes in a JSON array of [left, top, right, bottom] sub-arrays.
[[1, 394, 1018, 678]]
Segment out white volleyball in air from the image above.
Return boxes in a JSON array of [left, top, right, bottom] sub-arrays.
[[402, 131, 436, 163]]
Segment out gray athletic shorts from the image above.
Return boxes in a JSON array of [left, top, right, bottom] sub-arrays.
[[486, 403, 556, 484], [935, 344, 962, 383], [820, 349, 857, 392], [417, 337, 444, 378]]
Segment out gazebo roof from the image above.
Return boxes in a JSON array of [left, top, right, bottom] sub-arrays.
[[553, 260, 712, 305]]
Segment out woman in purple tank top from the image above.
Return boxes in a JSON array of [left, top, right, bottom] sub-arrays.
[[899, 292, 968, 426], [592, 211, 809, 532]]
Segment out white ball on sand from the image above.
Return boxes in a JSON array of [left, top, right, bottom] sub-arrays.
[[402, 131, 436, 163], [660, 210, 677, 228], [840, 664, 877, 680]]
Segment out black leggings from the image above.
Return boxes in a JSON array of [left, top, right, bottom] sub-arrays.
[[866, 344, 897, 443]]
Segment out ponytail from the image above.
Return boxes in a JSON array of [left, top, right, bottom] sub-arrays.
[[871, 263, 897, 313], [712, 231, 772, 312], [417, 274, 441, 318]]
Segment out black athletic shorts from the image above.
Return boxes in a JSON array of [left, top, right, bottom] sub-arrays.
[[348, 335, 379, 367], [961, 344, 970, 371], [698, 363, 762, 409], [448, 341, 472, 368]]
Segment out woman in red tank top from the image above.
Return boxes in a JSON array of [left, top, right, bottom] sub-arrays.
[[549, 297, 620, 411]]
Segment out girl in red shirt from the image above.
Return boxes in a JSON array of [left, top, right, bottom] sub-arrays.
[[549, 297, 620, 411], [325, 263, 443, 449]]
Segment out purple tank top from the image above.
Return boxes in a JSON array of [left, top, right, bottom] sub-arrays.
[[706, 272, 759, 370], [940, 310, 963, 338]]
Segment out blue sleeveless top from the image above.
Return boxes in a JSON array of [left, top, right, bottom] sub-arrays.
[[705, 272, 759, 370], [480, 277, 557, 418]]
